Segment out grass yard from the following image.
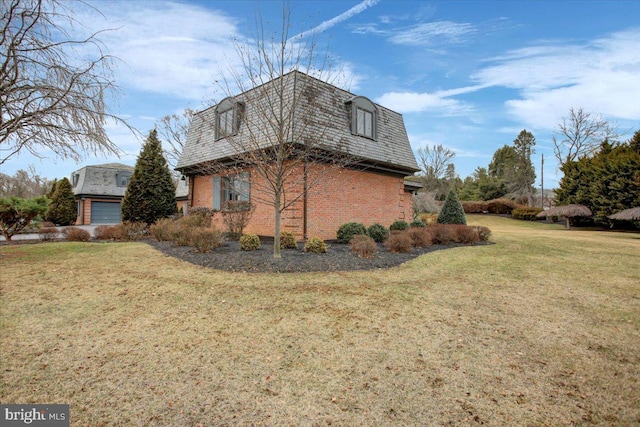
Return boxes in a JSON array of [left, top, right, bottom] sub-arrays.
[[1, 215, 639, 426]]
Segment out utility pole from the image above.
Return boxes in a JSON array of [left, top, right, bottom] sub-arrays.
[[540, 153, 544, 209]]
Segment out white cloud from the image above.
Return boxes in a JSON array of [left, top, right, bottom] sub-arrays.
[[473, 28, 640, 129], [78, 1, 242, 102]]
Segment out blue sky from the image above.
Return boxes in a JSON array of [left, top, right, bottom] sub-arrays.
[[2, 0, 640, 189]]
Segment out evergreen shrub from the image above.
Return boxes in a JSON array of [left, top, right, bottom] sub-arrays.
[[512, 207, 544, 221], [486, 198, 517, 215], [280, 231, 298, 249], [239, 233, 261, 251], [389, 220, 409, 231], [367, 223, 388, 243], [410, 219, 426, 228], [336, 222, 367, 244], [304, 237, 327, 254], [45, 178, 77, 226], [437, 191, 467, 225]]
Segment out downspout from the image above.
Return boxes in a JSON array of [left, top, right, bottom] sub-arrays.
[[303, 161, 308, 240], [189, 176, 194, 209]]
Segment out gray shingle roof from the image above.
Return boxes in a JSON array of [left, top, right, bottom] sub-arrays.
[[176, 71, 419, 175], [71, 163, 134, 197]]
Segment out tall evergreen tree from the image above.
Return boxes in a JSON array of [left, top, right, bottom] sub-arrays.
[[512, 129, 536, 205], [45, 177, 77, 225], [122, 129, 176, 224], [556, 134, 640, 224], [488, 130, 536, 204]]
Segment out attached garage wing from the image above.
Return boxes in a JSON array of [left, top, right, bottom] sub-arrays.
[[91, 201, 121, 224]]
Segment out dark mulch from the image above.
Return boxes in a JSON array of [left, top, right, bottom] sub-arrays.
[[145, 237, 482, 273]]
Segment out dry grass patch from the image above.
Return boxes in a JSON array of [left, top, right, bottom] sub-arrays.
[[1, 216, 639, 425]]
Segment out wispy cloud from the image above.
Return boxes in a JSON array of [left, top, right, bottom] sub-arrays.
[[292, 0, 379, 40], [472, 28, 640, 129], [375, 84, 486, 115], [389, 21, 476, 46], [351, 18, 476, 49]]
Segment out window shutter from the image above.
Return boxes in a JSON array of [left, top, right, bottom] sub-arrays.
[[350, 103, 358, 135], [237, 172, 250, 201], [212, 176, 221, 210]]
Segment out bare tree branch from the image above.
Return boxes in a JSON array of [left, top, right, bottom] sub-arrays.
[[0, 0, 133, 165], [186, 2, 358, 258], [553, 107, 619, 166], [156, 108, 195, 178]]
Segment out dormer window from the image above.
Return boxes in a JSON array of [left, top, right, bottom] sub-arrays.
[[347, 96, 377, 140], [215, 97, 244, 140], [116, 172, 131, 187]]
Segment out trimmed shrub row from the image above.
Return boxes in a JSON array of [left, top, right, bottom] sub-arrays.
[[337, 219, 429, 244], [512, 207, 544, 221], [384, 223, 491, 253], [461, 198, 522, 215]]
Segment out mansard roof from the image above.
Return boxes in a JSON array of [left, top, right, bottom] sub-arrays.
[[176, 71, 419, 175]]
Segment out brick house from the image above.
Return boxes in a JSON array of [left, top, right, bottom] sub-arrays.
[[175, 71, 420, 240], [71, 163, 133, 225]]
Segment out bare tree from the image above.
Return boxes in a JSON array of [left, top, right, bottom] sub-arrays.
[[416, 144, 455, 181], [193, 4, 356, 258], [1, 0, 128, 165], [156, 108, 194, 178], [553, 107, 618, 166], [416, 144, 455, 197], [0, 165, 51, 197]]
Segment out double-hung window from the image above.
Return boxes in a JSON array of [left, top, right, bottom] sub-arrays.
[[212, 172, 250, 210], [347, 96, 378, 140], [215, 97, 244, 140]]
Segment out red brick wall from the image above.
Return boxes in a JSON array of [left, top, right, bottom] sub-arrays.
[[189, 165, 409, 240]]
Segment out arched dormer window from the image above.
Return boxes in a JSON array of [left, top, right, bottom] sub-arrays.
[[215, 97, 244, 140], [346, 96, 377, 140]]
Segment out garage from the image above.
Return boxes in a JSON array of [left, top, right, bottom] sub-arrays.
[[90, 201, 121, 224]]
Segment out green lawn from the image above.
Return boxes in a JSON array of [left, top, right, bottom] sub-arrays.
[[1, 215, 639, 426]]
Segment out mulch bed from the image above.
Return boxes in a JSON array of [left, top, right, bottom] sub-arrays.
[[145, 237, 482, 273]]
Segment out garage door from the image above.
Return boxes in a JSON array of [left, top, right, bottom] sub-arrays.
[[91, 202, 121, 224]]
